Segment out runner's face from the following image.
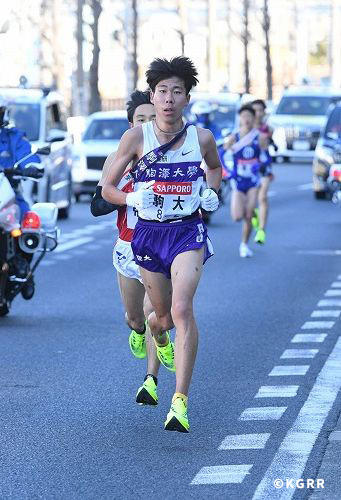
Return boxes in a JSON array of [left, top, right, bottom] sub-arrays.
[[252, 104, 265, 122], [130, 103, 155, 127], [239, 110, 255, 129], [151, 77, 189, 123]]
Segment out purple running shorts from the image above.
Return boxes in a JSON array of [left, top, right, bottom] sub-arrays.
[[131, 216, 214, 279]]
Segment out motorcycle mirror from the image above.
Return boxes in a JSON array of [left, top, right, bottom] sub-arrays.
[[35, 146, 51, 155]]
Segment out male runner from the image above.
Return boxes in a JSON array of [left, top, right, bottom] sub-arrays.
[[91, 90, 161, 406], [224, 104, 268, 257], [251, 99, 274, 244], [102, 56, 222, 433]]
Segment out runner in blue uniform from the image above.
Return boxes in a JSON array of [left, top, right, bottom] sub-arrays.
[[224, 105, 268, 257]]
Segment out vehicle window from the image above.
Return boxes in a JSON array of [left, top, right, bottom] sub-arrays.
[[325, 107, 341, 139], [8, 103, 40, 141], [211, 105, 236, 129], [276, 96, 331, 116], [83, 118, 129, 140], [46, 103, 67, 135], [45, 105, 56, 136]]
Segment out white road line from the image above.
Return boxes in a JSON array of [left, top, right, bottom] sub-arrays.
[[239, 407, 287, 421], [255, 386, 299, 398], [331, 282, 341, 288], [291, 334, 327, 343], [70, 249, 87, 256], [301, 321, 335, 329], [218, 434, 271, 450], [281, 349, 318, 359], [297, 250, 341, 256], [86, 244, 103, 250], [318, 299, 341, 307], [325, 289, 341, 296], [311, 310, 341, 318], [297, 182, 313, 190], [269, 365, 310, 376], [55, 237, 94, 253], [191, 465, 253, 485], [54, 254, 72, 261], [252, 337, 341, 500]]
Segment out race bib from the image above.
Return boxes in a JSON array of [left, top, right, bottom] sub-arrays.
[[237, 162, 253, 178], [152, 181, 193, 220]]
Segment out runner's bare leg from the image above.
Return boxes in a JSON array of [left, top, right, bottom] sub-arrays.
[[117, 273, 145, 332], [139, 269, 173, 346], [143, 293, 160, 374], [242, 187, 258, 243], [170, 247, 204, 395], [258, 177, 270, 230]]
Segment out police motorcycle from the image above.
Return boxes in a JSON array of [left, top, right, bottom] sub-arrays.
[[326, 140, 341, 205], [0, 147, 59, 316]]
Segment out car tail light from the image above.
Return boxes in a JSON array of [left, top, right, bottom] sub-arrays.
[[21, 211, 41, 229]]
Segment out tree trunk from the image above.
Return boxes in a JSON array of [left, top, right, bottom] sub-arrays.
[[242, 0, 251, 93], [76, 0, 85, 115], [132, 0, 138, 89], [262, 0, 273, 100], [89, 0, 102, 114]]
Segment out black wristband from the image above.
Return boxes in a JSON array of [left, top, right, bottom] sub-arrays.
[[90, 186, 119, 217]]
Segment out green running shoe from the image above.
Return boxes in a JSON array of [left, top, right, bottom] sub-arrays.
[[254, 228, 266, 244], [251, 208, 259, 230], [129, 328, 146, 359], [155, 332, 175, 372], [164, 396, 189, 433], [136, 375, 158, 406]]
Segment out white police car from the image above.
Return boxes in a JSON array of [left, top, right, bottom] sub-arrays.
[[0, 87, 73, 218]]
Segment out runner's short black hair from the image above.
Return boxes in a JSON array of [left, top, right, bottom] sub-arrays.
[[252, 99, 266, 110], [126, 90, 151, 123], [146, 56, 199, 94], [238, 104, 256, 116]]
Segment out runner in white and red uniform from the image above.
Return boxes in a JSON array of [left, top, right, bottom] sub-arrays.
[[91, 90, 161, 407]]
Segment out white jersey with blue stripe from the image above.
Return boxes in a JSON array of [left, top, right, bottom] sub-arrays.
[[131, 121, 204, 222]]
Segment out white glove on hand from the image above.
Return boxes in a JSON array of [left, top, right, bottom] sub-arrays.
[[200, 188, 219, 212], [126, 180, 155, 209]]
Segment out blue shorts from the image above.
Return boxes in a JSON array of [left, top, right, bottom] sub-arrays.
[[131, 216, 214, 279], [230, 178, 259, 194]]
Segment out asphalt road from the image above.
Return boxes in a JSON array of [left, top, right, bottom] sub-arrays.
[[1, 161, 341, 500]]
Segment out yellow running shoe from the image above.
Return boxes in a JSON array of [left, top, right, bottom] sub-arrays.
[[254, 228, 266, 244], [136, 375, 158, 406], [251, 208, 259, 230], [155, 332, 175, 372], [164, 395, 189, 433], [129, 327, 146, 359]]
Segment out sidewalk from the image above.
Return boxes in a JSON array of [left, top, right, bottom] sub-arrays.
[[310, 409, 341, 499]]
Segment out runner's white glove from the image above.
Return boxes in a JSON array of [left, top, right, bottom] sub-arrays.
[[200, 188, 219, 212], [126, 180, 155, 209]]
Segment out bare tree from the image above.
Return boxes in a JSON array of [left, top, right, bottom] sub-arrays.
[[241, 0, 251, 93], [88, 0, 102, 113], [132, 0, 138, 89], [261, 0, 273, 100], [76, 0, 85, 115]]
